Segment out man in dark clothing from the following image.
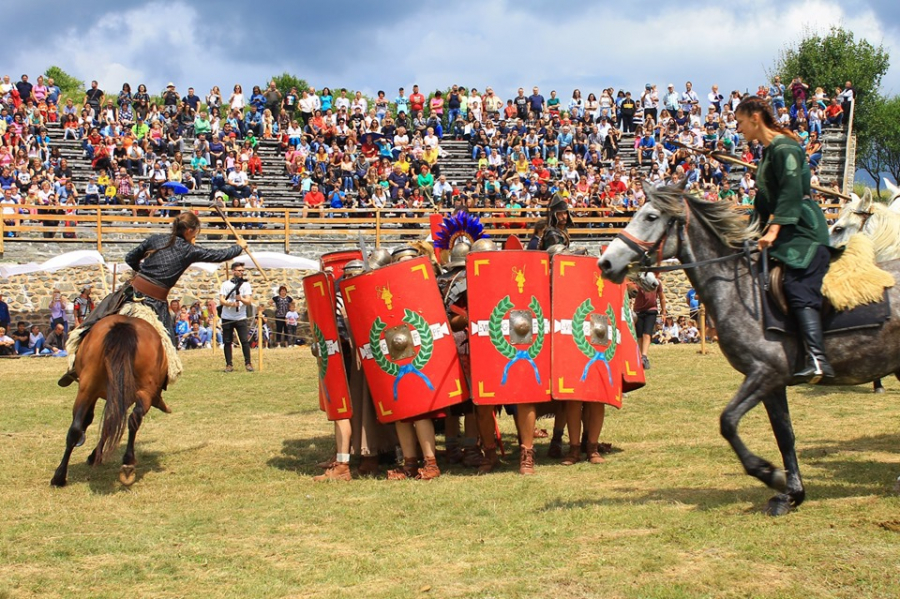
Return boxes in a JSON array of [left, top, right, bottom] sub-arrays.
[[514, 88, 529, 120], [263, 81, 283, 119], [15, 75, 34, 103], [182, 87, 201, 112], [0, 293, 9, 332], [45, 323, 68, 357], [84, 80, 105, 115]]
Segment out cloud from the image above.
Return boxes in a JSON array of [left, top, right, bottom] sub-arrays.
[[7, 0, 899, 99]]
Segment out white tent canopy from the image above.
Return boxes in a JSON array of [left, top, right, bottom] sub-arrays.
[[194, 251, 318, 272], [3, 250, 317, 279], [0, 250, 106, 279]]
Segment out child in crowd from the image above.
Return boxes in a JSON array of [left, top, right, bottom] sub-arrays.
[[285, 301, 299, 346]]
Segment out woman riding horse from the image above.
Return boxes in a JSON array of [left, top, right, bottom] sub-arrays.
[[59, 211, 247, 386], [734, 96, 835, 384]]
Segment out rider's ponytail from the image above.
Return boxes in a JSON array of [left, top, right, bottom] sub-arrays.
[[143, 212, 201, 259]]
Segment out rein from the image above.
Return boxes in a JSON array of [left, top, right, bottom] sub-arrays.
[[615, 201, 758, 273]]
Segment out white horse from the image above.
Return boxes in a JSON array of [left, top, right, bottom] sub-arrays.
[[884, 178, 900, 212], [830, 186, 900, 394], [830, 187, 900, 263]]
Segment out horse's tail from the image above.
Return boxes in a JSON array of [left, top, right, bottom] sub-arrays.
[[95, 321, 138, 465]]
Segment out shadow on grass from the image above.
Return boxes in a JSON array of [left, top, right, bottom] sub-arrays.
[[63, 450, 165, 495], [268, 435, 345, 476]]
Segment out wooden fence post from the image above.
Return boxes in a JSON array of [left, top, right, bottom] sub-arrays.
[[698, 304, 708, 355], [257, 308, 264, 372], [95, 207, 103, 252], [375, 210, 382, 248], [284, 209, 291, 254]]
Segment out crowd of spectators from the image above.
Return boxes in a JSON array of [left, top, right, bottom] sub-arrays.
[[0, 73, 854, 238]]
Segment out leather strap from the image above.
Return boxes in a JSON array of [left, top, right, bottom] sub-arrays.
[[132, 274, 170, 302]]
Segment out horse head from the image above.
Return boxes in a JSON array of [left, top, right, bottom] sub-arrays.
[[829, 188, 873, 248], [598, 181, 689, 283], [884, 177, 900, 211]]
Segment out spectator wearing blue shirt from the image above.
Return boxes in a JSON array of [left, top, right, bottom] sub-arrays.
[[687, 288, 700, 321], [244, 105, 263, 136], [769, 76, 786, 110], [249, 86, 266, 112], [528, 86, 545, 118], [0, 293, 9, 332], [394, 87, 409, 116], [638, 132, 655, 166]]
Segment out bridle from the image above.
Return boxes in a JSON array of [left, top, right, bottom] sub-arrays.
[[614, 201, 757, 273]]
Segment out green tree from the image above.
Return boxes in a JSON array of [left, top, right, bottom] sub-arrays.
[[44, 66, 84, 102], [768, 25, 889, 144], [857, 95, 900, 193], [270, 72, 309, 97]]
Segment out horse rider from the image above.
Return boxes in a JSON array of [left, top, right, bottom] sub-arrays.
[[734, 96, 835, 383], [59, 211, 246, 386]]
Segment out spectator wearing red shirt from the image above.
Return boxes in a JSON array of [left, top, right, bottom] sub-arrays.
[[301, 183, 325, 219], [824, 97, 843, 127], [409, 84, 425, 114]]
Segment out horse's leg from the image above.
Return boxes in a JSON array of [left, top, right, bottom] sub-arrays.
[[719, 372, 788, 493], [873, 378, 885, 394], [762, 387, 805, 516], [51, 394, 96, 487], [119, 401, 145, 486]]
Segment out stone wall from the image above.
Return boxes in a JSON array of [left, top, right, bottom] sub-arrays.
[[0, 240, 696, 330], [0, 264, 313, 334]]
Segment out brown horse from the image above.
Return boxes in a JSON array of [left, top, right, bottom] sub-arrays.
[[51, 315, 170, 487]]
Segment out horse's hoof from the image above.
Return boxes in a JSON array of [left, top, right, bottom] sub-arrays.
[[87, 450, 97, 466], [50, 476, 67, 488], [119, 465, 136, 486], [75, 432, 86, 448], [770, 468, 788, 493], [765, 494, 793, 517], [874, 387, 886, 394]]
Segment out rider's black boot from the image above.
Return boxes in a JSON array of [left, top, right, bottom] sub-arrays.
[[791, 307, 835, 385]]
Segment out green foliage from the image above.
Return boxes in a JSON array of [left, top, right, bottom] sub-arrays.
[[489, 296, 518, 359], [526, 295, 545, 360], [856, 95, 900, 193], [270, 72, 309, 98], [43, 66, 84, 103], [369, 317, 400, 376], [403, 309, 433, 371], [771, 25, 889, 104]]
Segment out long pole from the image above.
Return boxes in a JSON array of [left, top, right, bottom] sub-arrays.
[[671, 142, 852, 202], [212, 205, 269, 282]]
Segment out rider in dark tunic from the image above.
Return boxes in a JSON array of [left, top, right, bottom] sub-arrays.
[[735, 96, 835, 383], [539, 194, 571, 251], [59, 212, 245, 386]]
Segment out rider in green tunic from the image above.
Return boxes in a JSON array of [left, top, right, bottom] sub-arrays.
[[736, 96, 835, 383]]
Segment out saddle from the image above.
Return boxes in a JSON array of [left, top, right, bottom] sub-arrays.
[[763, 235, 894, 335]]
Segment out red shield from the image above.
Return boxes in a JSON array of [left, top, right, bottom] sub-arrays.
[[302, 272, 353, 421], [550, 255, 624, 407], [503, 235, 524, 250], [339, 256, 467, 423], [319, 249, 363, 281], [466, 250, 551, 405], [617, 283, 646, 392]]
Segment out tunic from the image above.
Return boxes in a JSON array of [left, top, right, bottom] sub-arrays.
[[753, 135, 831, 269]]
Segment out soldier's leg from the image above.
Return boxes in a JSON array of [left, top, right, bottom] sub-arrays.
[[388, 421, 420, 480], [444, 415, 462, 463], [475, 405, 499, 474], [314, 419, 352, 482], [515, 403, 537, 475], [548, 401, 566, 458], [413, 418, 441, 480], [561, 401, 583, 465], [585, 403, 606, 464]]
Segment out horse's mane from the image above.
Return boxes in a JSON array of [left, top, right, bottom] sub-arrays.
[[865, 204, 900, 261], [644, 182, 757, 249]]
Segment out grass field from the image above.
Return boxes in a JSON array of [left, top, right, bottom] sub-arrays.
[[1, 345, 899, 599]]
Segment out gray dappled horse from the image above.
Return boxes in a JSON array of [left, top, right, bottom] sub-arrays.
[[598, 182, 900, 516]]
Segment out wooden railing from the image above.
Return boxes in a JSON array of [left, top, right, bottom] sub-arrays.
[[0, 203, 845, 255]]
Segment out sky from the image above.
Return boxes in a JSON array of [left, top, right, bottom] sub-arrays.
[[5, 0, 900, 101]]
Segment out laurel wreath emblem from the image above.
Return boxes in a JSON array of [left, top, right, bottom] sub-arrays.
[[369, 309, 435, 375], [573, 300, 618, 361], [488, 295, 545, 359], [313, 324, 328, 380]]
